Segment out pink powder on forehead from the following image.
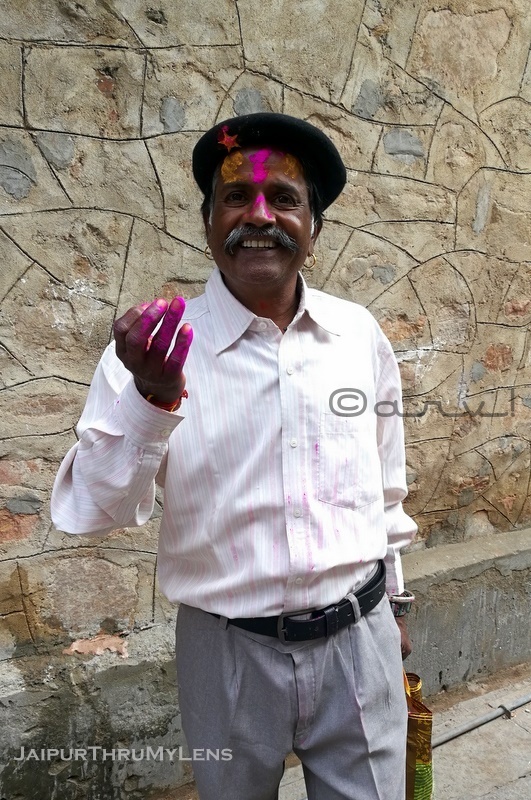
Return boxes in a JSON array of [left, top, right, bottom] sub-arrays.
[[249, 148, 272, 182]]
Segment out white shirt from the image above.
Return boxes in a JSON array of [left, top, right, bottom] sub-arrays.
[[51, 267, 416, 617]]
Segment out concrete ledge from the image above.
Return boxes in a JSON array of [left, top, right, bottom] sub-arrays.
[[0, 626, 190, 799], [403, 530, 531, 696]]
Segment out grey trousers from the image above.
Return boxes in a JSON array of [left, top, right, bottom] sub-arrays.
[[175, 597, 407, 800]]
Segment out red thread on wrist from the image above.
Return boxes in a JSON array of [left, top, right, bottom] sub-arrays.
[[146, 389, 188, 412]]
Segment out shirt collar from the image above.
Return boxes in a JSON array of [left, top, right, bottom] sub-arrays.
[[205, 267, 341, 354], [298, 275, 343, 337], [205, 268, 256, 353]]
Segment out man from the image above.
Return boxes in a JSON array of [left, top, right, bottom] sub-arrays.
[[52, 113, 417, 800]]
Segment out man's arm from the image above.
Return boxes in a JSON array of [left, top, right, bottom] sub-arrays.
[[375, 333, 418, 658], [51, 297, 193, 535]]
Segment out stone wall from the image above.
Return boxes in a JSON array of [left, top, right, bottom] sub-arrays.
[[0, 1, 530, 797]]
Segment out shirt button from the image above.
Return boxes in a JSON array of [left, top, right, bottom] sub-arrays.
[[258, 321, 267, 330], [295, 577, 303, 585], [293, 508, 302, 518], [289, 438, 298, 448], [286, 366, 294, 375]]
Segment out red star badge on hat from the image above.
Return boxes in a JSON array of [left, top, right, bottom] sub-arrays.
[[218, 125, 240, 152]]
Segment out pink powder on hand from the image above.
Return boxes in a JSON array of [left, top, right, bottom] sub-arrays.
[[140, 316, 156, 336], [172, 325, 193, 363]]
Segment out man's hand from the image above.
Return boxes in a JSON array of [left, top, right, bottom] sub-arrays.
[[395, 615, 412, 660], [114, 297, 193, 404]]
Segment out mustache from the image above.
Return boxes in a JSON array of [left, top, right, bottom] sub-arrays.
[[223, 225, 299, 255]]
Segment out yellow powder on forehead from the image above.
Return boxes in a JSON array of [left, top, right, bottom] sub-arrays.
[[281, 153, 301, 179], [220, 151, 244, 183]]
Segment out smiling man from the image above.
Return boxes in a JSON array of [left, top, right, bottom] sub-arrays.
[[203, 144, 318, 333], [52, 113, 417, 800]]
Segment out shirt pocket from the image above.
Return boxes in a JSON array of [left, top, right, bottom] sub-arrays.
[[318, 412, 381, 509]]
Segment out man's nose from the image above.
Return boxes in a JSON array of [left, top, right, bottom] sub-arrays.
[[243, 193, 275, 226]]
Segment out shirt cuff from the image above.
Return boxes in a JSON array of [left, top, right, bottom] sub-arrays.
[[114, 379, 184, 451], [384, 548, 405, 596]]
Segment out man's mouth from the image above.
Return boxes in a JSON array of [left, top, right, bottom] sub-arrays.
[[240, 239, 278, 249], [223, 225, 299, 255]]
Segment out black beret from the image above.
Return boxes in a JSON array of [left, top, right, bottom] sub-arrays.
[[192, 112, 347, 212]]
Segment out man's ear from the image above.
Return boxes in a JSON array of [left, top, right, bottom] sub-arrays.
[[202, 208, 211, 239], [310, 220, 322, 250]]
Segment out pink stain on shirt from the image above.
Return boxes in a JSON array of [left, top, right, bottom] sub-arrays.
[[249, 149, 271, 182], [317, 520, 325, 550]]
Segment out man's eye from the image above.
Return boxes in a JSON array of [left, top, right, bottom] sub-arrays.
[[276, 194, 295, 205], [226, 191, 246, 202]]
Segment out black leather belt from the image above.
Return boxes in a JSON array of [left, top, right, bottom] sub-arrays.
[[212, 560, 386, 643]]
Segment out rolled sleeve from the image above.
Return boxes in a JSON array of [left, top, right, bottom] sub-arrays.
[[52, 348, 184, 535], [114, 379, 183, 451], [375, 335, 417, 594]]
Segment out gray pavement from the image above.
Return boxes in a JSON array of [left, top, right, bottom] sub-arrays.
[[431, 665, 531, 799]]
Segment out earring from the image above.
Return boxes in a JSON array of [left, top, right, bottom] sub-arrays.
[[304, 253, 317, 271], [204, 245, 214, 261]]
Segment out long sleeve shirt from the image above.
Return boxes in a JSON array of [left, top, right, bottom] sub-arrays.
[[51, 267, 416, 617]]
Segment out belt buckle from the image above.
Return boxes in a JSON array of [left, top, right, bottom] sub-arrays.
[[277, 608, 313, 644]]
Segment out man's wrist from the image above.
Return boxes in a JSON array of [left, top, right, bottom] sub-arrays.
[[388, 590, 415, 617], [116, 380, 183, 447], [145, 390, 188, 412], [134, 378, 185, 408]]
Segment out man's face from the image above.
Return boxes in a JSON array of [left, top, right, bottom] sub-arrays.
[[204, 147, 319, 295]]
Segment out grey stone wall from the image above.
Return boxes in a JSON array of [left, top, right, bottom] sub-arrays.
[[404, 528, 531, 696], [0, 1, 530, 797]]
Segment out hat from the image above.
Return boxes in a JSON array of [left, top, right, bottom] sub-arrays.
[[192, 112, 347, 212]]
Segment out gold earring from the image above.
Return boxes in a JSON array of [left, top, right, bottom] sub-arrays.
[[204, 245, 214, 261], [304, 253, 317, 271]]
